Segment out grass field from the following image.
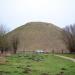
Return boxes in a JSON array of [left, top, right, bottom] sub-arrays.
[[0, 53, 75, 75]]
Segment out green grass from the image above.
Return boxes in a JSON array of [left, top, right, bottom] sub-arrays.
[[0, 53, 75, 75]]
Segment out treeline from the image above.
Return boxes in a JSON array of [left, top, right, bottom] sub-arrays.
[[0, 24, 19, 54], [63, 24, 75, 53]]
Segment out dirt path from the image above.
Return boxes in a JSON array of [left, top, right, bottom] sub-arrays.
[[0, 56, 6, 64], [54, 55, 75, 62]]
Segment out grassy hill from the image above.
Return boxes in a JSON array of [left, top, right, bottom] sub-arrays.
[[7, 22, 67, 53]]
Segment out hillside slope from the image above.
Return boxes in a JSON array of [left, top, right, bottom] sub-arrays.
[[7, 22, 67, 53]]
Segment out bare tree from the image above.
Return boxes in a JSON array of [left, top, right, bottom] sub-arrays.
[[62, 24, 75, 53], [11, 36, 19, 54], [0, 24, 8, 54]]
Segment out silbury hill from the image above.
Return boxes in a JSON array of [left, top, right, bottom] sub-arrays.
[[7, 22, 68, 53]]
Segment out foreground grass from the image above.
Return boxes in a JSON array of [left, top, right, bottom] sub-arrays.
[[0, 53, 75, 75]]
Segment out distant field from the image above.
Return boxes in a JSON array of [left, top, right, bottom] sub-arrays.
[[59, 54, 75, 59], [0, 53, 75, 75]]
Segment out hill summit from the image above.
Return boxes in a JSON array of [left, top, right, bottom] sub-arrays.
[[8, 22, 67, 53]]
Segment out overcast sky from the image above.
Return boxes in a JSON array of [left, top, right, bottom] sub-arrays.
[[0, 0, 75, 31]]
